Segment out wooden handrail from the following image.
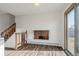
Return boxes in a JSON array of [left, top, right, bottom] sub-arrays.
[[1, 23, 16, 41]]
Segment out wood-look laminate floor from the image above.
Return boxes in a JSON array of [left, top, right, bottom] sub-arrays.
[[5, 44, 66, 56]]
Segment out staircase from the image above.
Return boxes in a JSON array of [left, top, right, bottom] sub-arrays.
[[1, 23, 27, 49]]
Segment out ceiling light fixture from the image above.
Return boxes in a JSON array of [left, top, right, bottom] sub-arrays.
[[32, 0, 40, 6], [34, 3, 40, 6]]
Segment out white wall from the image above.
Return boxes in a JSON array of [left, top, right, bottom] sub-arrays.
[[0, 37, 4, 56], [0, 13, 15, 35], [5, 33, 16, 48], [15, 12, 64, 47]]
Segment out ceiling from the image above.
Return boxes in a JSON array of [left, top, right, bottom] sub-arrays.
[[0, 3, 69, 16]]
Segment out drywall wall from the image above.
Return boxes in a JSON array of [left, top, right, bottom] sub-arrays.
[[15, 12, 64, 47], [0, 37, 4, 56], [5, 33, 16, 48], [0, 13, 15, 35]]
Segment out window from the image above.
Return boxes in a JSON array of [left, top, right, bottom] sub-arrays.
[[67, 8, 75, 55]]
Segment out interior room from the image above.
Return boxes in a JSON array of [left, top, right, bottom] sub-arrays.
[[0, 3, 79, 56]]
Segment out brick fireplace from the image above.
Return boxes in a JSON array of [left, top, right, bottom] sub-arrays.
[[34, 30, 49, 40]]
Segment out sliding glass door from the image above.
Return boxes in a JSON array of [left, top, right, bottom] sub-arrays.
[[65, 4, 79, 56], [75, 4, 79, 55], [67, 8, 75, 55]]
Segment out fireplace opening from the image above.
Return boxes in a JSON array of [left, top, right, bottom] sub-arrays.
[[39, 36, 45, 39]]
